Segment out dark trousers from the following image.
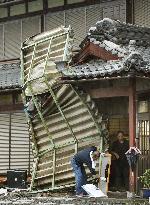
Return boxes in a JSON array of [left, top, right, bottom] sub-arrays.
[[115, 162, 129, 190], [71, 158, 87, 195]]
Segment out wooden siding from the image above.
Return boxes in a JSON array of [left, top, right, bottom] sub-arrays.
[[0, 16, 41, 60], [0, 112, 32, 175]]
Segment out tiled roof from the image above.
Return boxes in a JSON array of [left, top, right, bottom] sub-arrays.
[[0, 61, 21, 89], [62, 58, 150, 80], [61, 19, 150, 80], [84, 18, 150, 48]]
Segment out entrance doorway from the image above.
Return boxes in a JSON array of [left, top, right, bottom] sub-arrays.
[[94, 96, 129, 191]]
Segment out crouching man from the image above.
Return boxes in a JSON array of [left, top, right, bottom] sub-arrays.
[[71, 146, 101, 196]]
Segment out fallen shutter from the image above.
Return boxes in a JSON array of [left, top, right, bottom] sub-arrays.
[[134, 0, 150, 27]]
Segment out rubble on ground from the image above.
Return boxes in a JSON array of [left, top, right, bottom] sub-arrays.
[[0, 189, 149, 205]]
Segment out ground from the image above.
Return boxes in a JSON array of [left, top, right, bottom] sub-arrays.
[[0, 190, 149, 205]]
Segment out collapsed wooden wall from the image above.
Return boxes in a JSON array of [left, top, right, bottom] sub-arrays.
[[21, 26, 108, 191], [30, 84, 107, 190]]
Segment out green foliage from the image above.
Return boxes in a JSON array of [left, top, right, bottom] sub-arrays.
[[140, 169, 150, 188]]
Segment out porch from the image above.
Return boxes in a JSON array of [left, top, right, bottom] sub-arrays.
[[70, 76, 150, 192]]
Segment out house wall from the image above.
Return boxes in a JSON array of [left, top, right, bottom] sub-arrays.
[[0, 0, 126, 60], [45, 0, 126, 48]]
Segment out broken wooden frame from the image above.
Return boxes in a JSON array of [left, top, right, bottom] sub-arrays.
[[21, 26, 108, 191]]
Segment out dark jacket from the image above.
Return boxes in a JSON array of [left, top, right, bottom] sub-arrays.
[[111, 139, 129, 165], [73, 146, 97, 175]]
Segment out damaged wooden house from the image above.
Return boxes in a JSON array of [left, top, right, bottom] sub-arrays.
[[21, 18, 150, 192]]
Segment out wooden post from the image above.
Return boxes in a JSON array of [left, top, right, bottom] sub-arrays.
[[128, 77, 136, 192]]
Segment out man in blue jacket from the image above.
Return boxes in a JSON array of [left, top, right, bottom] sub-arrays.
[[71, 146, 100, 196]]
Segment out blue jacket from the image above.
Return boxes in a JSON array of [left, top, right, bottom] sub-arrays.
[[74, 146, 97, 175]]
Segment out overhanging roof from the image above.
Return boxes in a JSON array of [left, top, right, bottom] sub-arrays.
[[60, 18, 150, 81]]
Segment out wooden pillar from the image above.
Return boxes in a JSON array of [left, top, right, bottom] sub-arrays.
[[129, 78, 136, 146], [128, 77, 136, 192]]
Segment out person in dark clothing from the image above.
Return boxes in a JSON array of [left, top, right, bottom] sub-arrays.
[[111, 131, 129, 191], [71, 146, 100, 196]]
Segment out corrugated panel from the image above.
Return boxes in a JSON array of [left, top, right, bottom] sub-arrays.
[[22, 16, 41, 42], [134, 0, 150, 27], [65, 7, 86, 48], [21, 24, 108, 190], [10, 112, 32, 171], [0, 113, 10, 174], [4, 20, 21, 59], [86, 4, 103, 32], [45, 11, 65, 31], [0, 24, 4, 60], [31, 85, 104, 188]]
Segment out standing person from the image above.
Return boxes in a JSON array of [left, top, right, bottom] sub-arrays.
[[111, 131, 129, 191], [71, 146, 100, 196]]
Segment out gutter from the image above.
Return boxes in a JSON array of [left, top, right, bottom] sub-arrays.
[[59, 76, 150, 84]]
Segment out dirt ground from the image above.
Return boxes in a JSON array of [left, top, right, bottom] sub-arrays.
[[0, 190, 149, 205]]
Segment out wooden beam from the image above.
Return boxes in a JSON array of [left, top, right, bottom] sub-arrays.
[[128, 77, 136, 192], [89, 43, 119, 61], [76, 42, 119, 63], [129, 78, 136, 146], [87, 86, 130, 98]]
